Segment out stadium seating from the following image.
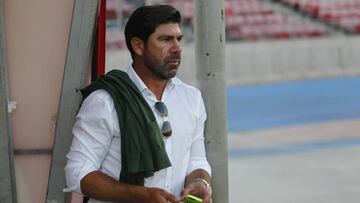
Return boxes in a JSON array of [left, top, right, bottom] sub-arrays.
[[105, 0, 360, 48], [223, 0, 329, 40], [281, 0, 360, 33], [106, 0, 135, 48]]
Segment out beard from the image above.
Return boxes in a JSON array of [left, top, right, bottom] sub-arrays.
[[143, 50, 181, 80]]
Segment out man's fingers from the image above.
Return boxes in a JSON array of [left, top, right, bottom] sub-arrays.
[[162, 190, 180, 203], [181, 181, 212, 203], [203, 194, 212, 203], [181, 187, 191, 198]]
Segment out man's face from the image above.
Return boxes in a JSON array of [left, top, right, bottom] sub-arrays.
[[143, 23, 183, 80]]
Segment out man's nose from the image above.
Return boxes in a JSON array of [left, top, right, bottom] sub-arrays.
[[171, 39, 182, 53]]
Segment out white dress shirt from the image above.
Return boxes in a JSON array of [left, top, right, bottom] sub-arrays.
[[64, 67, 211, 203]]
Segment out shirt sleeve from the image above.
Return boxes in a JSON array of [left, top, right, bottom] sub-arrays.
[[64, 90, 116, 194], [186, 92, 212, 176]]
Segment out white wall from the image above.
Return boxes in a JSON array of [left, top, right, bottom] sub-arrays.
[[225, 36, 360, 86], [106, 36, 360, 87]]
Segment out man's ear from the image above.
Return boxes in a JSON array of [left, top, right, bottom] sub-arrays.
[[131, 37, 144, 56]]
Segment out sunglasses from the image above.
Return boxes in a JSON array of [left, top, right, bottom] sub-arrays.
[[155, 101, 172, 137]]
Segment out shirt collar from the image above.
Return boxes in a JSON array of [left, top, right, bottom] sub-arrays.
[[127, 65, 148, 93], [126, 65, 176, 95]]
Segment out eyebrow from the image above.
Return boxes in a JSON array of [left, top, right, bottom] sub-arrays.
[[158, 34, 183, 40]]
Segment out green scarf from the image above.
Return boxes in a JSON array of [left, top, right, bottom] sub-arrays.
[[81, 69, 171, 185]]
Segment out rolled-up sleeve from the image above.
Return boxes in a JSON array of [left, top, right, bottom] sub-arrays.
[[64, 90, 115, 194], [187, 93, 211, 176]]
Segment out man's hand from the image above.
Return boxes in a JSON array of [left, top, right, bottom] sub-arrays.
[[80, 171, 180, 203], [181, 169, 212, 203], [143, 187, 181, 203], [181, 179, 212, 203]]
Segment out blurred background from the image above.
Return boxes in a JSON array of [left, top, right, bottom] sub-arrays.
[[2, 0, 360, 202]]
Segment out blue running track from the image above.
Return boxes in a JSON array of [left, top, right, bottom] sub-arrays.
[[227, 77, 360, 133]]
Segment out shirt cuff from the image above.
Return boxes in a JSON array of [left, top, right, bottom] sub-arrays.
[[64, 160, 98, 194]]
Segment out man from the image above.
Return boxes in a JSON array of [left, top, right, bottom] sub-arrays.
[[64, 5, 212, 203]]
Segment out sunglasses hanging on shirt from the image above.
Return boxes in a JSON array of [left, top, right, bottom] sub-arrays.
[[155, 101, 172, 137]]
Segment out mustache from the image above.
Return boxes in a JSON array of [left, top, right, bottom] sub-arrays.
[[166, 54, 181, 61]]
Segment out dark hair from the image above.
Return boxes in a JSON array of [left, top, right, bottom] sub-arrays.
[[124, 5, 181, 59]]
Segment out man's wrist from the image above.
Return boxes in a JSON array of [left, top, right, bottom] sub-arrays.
[[193, 177, 212, 195]]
